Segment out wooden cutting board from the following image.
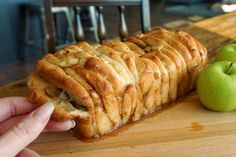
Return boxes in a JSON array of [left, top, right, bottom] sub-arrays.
[[2, 12, 236, 157]]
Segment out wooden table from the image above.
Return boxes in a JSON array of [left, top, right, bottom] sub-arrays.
[[1, 12, 236, 157]]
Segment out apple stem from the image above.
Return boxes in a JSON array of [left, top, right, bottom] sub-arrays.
[[226, 62, 234, 74]]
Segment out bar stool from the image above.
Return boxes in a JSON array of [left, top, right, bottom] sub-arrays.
[[20, 3, 75, 61], [43, 0, 151, 53]]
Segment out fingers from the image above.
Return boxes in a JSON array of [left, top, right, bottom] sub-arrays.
[[0, 97, 37, 123], [0, 115, 75, 135], [44, 119, 76, 132], [0, 115, 24, 135], [0, 103, 54, 157], [16, 148, 41, 157], [0, 116, 75, 135]]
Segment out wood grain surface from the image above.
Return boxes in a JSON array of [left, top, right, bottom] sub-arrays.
[[1, 12, 236, 157]]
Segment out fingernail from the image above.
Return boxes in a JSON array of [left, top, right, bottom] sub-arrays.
[[33, 102, 54, 123], [71, 120, 76, 128]]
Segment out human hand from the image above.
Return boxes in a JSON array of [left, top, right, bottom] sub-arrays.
[[0, 97, 76, 157]]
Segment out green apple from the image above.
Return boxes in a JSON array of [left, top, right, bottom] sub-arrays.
[[215, 44, 236, 63], [197, 61, 236, 112]]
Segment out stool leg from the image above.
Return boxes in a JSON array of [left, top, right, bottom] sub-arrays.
[[118, 6, 128, 41], [69, 8, 76, 43], [89, 6, 98, 42], [43, 0, 56, 53], [73, 7, 84, 41], [19, 6, 29, 61], [141, 0, 151, 33], [65, 8, 75, 43], [40, 7, 48, 54], [96, 6, 107, 43], [54, 13, 61, 45]]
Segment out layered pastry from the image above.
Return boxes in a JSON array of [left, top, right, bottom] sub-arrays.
[[27, 28, 207, 138]]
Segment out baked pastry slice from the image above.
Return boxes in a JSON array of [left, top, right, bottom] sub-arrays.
[[127, 35, 178, 102], [28, 28, 207, 138], [144, 53, 169, 105]]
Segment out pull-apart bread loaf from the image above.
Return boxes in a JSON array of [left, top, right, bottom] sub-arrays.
[[28, 28, 207, 138]]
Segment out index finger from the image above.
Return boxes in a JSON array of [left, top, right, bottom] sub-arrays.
[[0, 97, 37, 123]]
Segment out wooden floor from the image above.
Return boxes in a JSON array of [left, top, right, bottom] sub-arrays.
[[0, 0, 221, 85]]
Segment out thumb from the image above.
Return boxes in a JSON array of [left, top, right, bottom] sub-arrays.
[[0, 103, 54, 157]]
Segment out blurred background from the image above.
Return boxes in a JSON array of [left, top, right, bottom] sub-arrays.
[[0, 0, 235, 85]]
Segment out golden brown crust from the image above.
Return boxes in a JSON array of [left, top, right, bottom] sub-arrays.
[[141, 58, 162, 113], [144, 53, 169, 105], [28, 73, 90, 122], [146, 28, 194, 93], [74, 64, 121, 125], [28, 28, 207, 138], [141, 35, 188, 97]]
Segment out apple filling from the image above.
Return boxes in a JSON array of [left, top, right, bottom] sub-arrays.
[[45, 86, 89, 118]]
